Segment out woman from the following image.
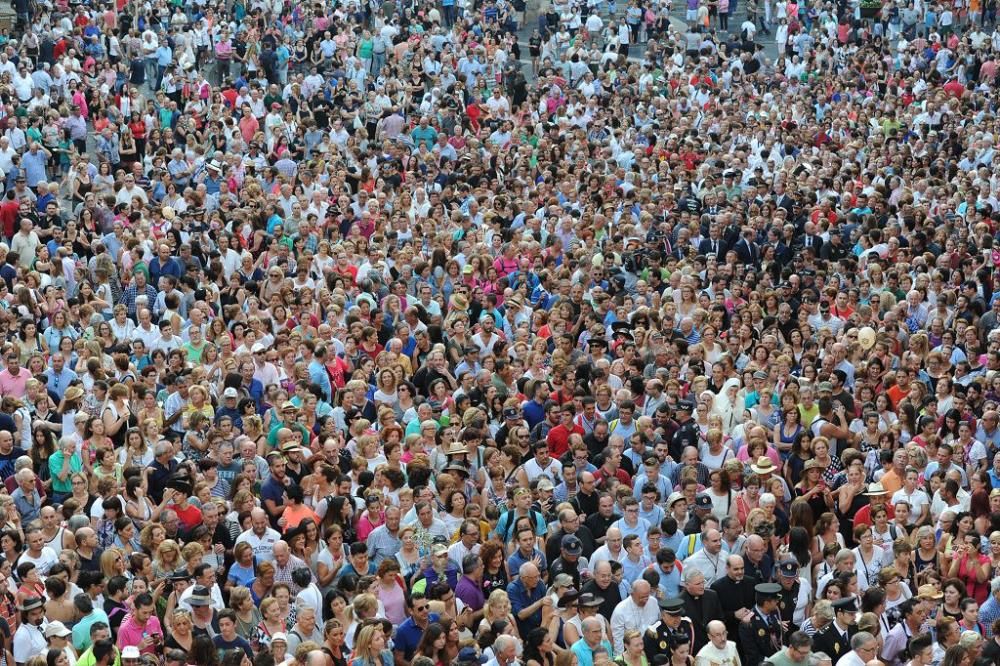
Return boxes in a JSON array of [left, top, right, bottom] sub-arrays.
[[852, 524, 887, 592], [735, 473, 762, 526], [837, 463, 869, 547], [947, 530, 990, 604], [480, 540, 509, 597], [795, 458, 833, 519], [165, 608, 195, 652], [318, 526, 348, 590], [878, 566, 912, 612], [440, 490, 468, 535], [940, 579, 968, 622], [250, 561, 276, 606], [777, 411, 805, 469], [705, 468, 735, 521], [812, 512, 845, 564], [414, 623, 448, 666], [479, 590, 519, 638], [152, 540, 182, 580], [373, 559, 407, 625], [812, 436, 842, 486], [254, 597, 287, 651], [231, 586, 263, 642], [524, 627, 556, 666], [351, 623, 394, 666], [615, 629, 647, 666], [915, 525, 943, 575]]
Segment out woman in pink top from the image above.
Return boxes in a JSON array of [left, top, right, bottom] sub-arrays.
[[373, 560, 407, 625]]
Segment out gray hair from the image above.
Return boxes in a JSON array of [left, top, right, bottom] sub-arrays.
[[14, 456, 32, 472], [154, 441, 172, 457], [494, 635, 517, 655], [759, 492, 776, 507], [835, 548, 855, 564], [813, 599, 834, 622], [682, 567, 704, 584], [959, 630, 982, 649], [850, 631, 875, 651], [808, 654, 832, 666]]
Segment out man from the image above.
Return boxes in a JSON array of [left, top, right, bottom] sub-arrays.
[[610, 580, 659, 654], [213, 609, 253, 658], [369, 506, 402, 566], [980, 578, 1000, 640], [744, 534, 774, 583], [549, 534, 589, 589], [839, 631, 879, 666], [584, 493, 619, 546], [763, 630, 813, 666], [73, 623, 116, 666], [546, 509, 597, 563], [72, 594, 110, 652], [115, 593, 162, 656], [20, 527, 57, 575], [696, 620, 740, 666], [684, 529, 725, 585], [13, 597, 47, 666], [581, 560, 622, 620], [739, 582, 784, 666], [710, 554, 756, 642], [775, 559, 811, 634], [485, 635, 519, 666], [881, 598, 928, 665], [811, 596, 858, 660], [261, 452, 292, 528], [507, 562, 549, 636], [393, 593, 439, 664], [494, 488, 546, 544], [0, 351, 31, 399], [234, 508, 281, 562], [644, 597, 693, 656], [680, 568, 723, 653], [455, 555, 485, 622], [571, 617, 613, 666]]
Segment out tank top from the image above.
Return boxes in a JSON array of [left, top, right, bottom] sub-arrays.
[[44, 527, 65, 556]]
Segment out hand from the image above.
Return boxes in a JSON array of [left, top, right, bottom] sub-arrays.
[[277, 516, 287, 528], [139, 636, 155, 650], [541, 596, 553, 607], [214, 543, 225, 555], [531, 554, 543, 568]]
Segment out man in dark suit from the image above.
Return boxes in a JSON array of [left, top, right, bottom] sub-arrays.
[[679, 566, 723, 654], [811, 596, 858, 661], [711, 554, 758, 648], [734, 227, 758, 265], [697, 224, 729, 259], [738, 583, 784, 666], [799, 221, 824, 255]]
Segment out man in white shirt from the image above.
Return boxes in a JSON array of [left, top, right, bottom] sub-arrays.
[[695, 620, 740, 666], [610, 580, 659, 654], [683, 528, 725, 585], [234, 508, 281, 562]]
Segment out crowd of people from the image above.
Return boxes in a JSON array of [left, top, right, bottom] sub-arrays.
[[0, 0, 998, 663]]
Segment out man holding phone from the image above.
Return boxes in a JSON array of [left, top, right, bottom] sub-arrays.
[[115, 593, 163, 657]]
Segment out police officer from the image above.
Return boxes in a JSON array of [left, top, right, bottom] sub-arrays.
[[812, 596, 858, 660], [645, 597, 694, 657], [669, 400, 698, 461], [738, 583, 784, 666], [775, 559, 809, 637]]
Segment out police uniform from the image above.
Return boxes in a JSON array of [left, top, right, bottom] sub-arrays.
[[738, 583, 784, 666], [811, 597, 858, 660], [775, 560, 803, 637], [669, 401, 699, 461], [645, 597, 694, 657]]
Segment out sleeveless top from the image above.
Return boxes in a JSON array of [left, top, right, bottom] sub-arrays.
[[44, 527, 65, 556]]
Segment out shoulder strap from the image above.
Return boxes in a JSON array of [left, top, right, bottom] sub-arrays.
[[687, 535, 697, 557]]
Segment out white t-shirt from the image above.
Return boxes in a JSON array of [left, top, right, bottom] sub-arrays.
[[234, 527, 282, 562], [891, 487, 930, 525], [694, 640, 741, 666]]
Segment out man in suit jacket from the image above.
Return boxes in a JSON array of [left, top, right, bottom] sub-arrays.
[[734, 227, 758, 265], [811, 596, 858, 661], [679, 567, 724, 654], [697, 225, 729, 259]]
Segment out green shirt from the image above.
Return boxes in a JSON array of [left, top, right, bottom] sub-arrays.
[[49, 451, 83, 494]]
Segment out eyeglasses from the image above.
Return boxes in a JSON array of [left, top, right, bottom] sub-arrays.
[[414, 605, 429, 611]]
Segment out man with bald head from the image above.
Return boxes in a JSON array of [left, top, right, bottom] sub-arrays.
[[610, 580, 659, 654], [234, 507, 281, 562], [74, 527, 102, 572], [743, 534, 774, 583], [581, 560, 623, 620], [711, 554, 756, 646], [506, 562, 549, 636], [696, 620, 740, 665]]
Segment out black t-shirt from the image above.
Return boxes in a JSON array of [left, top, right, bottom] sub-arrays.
[[0, 446, 26, 480]]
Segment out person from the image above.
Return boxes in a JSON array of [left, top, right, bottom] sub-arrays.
[[114, 593, 162, 657], [609, 580, 658, 655], [811, 596, 858, 660], [762, 631, 813, 666], [13, 596, 47, 666], [212, 609, 253, 659], [694, 620, 739, 666], [838, 631, 879, 666], [738, 583, 784, 666], [571, 618, 612, 666], [645, 597, 693, 656]]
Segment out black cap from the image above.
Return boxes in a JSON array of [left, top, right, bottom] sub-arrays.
[[777, 560, 799, 578], [562, 535, 583, 556], [658, 597, 685, 614], [676, 400, 696, 412], [754, 583, 782, 601], [694, 493, 712, 510], [833, 597, 859, 612]]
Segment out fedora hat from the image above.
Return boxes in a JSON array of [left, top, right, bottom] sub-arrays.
[[750, 456, 777, 475], [445, 442, 468, 456], [864, 482, 888, 496], [449, 293, 469, 311]]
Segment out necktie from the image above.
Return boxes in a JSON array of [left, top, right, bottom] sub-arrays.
[[713, 241, 717, 254]]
